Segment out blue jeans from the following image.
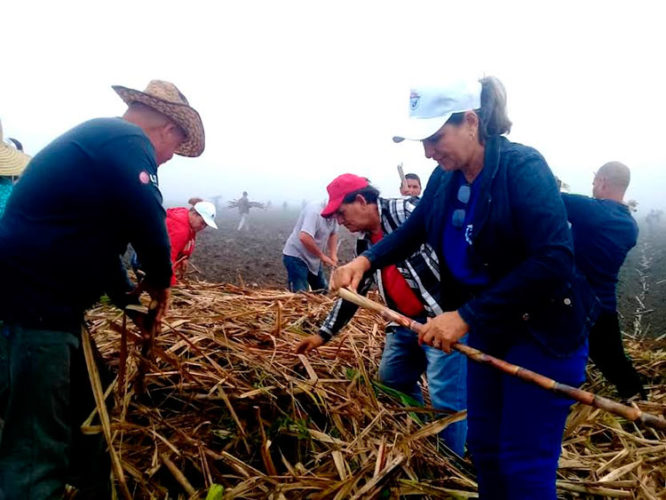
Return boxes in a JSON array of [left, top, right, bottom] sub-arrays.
[[283, 254, 328, 292], [378, 325, 467, 456], [467, 332, 588, 500]]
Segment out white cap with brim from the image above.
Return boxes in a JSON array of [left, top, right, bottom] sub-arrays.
[[194, 201, 218, 229], [392, 80, 482, 143]]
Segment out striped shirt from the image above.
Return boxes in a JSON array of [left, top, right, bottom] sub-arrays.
[[319, 197, 442, 341]]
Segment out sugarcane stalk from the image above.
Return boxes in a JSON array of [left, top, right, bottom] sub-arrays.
[[118, 311, 128, 398], [81, 326, 132, 500], [397, 163, 407, 193], [337, 287, 666, 431], [133, 299, 160, 395]]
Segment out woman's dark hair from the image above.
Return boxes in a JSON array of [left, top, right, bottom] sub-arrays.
[[342, 185, 380, 204], [445, 76, 512, 143]]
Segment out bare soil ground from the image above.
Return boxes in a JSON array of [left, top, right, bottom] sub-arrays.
[[191, 209, 666, 338], [191, 209, 356, 287]]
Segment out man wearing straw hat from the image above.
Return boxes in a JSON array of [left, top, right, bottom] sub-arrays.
[[0, 80, 205, 499], [296, 174, 467, 456], [0, 120, 31, 216], [0, 120, 31, 442]]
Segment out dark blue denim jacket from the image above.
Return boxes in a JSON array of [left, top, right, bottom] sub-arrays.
[[364, 136, 598, 356]]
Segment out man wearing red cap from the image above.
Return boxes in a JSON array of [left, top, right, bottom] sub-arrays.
[[296, 174, 467, 456]]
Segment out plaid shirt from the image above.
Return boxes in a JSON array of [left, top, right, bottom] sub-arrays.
[[319, 197, 442, 341]]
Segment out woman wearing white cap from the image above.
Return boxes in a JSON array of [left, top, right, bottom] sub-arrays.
[[330, 77, 597, 499]]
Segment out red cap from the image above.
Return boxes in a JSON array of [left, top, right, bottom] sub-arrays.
[[321, 174, 369, 217]]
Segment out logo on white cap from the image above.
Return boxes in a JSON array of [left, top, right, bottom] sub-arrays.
[[409, 91, 420, 111], [393, 80, 482, 142]]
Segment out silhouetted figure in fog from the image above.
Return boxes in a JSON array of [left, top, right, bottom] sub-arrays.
[[210, 194, 223, 212], [229, 191, 263, 231], [646, 209, 663, 233], [562, 161, 646, 400]]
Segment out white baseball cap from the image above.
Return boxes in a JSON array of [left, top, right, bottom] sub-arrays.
[[193, 201, 218, 229], [392, 80, 482, 143]]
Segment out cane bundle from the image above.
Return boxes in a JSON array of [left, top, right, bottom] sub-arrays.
[[85, 282, 665, 498]]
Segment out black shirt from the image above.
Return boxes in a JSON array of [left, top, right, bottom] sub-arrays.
[[0, 118, 172, 331], [562, 193, 638, 311]]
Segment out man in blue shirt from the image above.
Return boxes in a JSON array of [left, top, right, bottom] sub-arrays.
[[562, 162, 646, 400], [0, 80, 205, 498]]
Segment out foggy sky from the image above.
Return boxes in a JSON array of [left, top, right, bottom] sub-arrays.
[[1, 1, 665, 216]]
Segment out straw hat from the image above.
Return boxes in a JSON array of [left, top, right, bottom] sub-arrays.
[[112, 80, 205, 157], [0, 120, 31, 176]]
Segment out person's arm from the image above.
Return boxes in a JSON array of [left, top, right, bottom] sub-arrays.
[[296, 272, 374, 353], [560, 192, 590, 221], [330, 168, 440, 291], [299, 231, 335, 266], [105, 255, 140, 310], [299, 207, 336, 266], [167, 221, 187, 266], [458, 153, 574, 330], [101, 133, 172, 319], [327, 231, 339, 267], [165, 213, 194, 284], [362, 168, 441, 270]]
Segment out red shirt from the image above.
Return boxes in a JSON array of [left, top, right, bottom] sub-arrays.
[[166, 207, 196, 285], [369, 232, 425, 317]]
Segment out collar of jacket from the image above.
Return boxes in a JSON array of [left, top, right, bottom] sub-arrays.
[[428, 135, 504, 254]]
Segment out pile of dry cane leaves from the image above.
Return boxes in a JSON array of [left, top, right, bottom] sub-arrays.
[[87, 282, 665, 499]]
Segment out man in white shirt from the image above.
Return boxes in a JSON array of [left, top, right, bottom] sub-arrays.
[[282, 200, 338, 292]]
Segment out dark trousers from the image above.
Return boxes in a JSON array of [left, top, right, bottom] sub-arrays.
[[467, 332, 587, 500], [283, 254, 328, 292], [589, 311, 646, 400], [0, 324, 111, 500]]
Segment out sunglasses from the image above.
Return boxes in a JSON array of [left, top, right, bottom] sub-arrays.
[[451, 184, 471, 228]]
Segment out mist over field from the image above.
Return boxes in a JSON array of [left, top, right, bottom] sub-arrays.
[[158, 155, 666, 218], [2, 2, 664, 218]]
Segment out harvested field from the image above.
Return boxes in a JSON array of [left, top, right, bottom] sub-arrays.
[[192, 209, 666, 340], [190, 209, 359, 288], [88, 281, 666, 499]]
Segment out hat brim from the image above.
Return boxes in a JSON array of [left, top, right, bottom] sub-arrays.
[[203, 217, 218, 229], [112, 85, 205, 157], [392, 114, 452, 143], [321, 196, 344, 217], [200, 213, 218, 229], [0, 144, 31, 176]]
